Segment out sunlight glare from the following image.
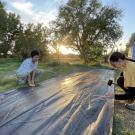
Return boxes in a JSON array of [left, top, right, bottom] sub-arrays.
[[59, 45, 78, 55]]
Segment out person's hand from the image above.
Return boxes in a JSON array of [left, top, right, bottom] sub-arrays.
[[104, 91, 114, 98]]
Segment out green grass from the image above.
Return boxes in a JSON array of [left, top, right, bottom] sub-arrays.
[[89, 63, 112, 70], [113, 113, 135, 135], [0, 58, 90, 92], [0, 58, 111, 92], [0, 58, 21, 92]]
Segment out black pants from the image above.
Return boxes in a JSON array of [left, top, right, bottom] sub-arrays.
[[115, 76, 135, 100]]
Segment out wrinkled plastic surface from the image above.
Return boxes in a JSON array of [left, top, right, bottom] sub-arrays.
[[0, 69, 114, 135]]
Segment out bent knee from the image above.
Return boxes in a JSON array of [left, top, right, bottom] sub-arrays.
[[117, 76, 124, 87]]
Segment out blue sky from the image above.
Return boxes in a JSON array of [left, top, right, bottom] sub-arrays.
[[101, 0, 135, 50], [2, 0, 135, 51]]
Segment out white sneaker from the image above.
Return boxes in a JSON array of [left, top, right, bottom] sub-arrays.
[[28, 83, 35, 87], [125, 102, 135, 111]]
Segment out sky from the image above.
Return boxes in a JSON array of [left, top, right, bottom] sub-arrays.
[[2, 0, 135, 53], [101, 0, 135, 51], [2, 0, 68, 26]]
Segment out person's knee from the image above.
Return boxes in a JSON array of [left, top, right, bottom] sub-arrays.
[[117, 76, 124, 87], [34, 69, 41, 81]]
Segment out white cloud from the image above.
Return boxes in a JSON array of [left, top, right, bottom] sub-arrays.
[[34, 10, 57, 26], [12, 1, 33, 15], [11, 1, 57, 27]]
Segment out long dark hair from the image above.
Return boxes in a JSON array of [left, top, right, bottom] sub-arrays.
[[109, 52, 135, 62]]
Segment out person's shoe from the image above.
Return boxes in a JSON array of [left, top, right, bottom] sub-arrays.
[[125, 102, 135, 111], [31, 83, 35, 87], [28, 83, 35, 87], [31, 81, 36, 87]]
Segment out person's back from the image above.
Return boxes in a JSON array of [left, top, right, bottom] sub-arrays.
[[17, 58, 38, 76], [124, 60, 135, 88], [108, 51, 135, 111]]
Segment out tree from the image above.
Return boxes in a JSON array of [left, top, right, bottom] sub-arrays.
[[126, 33, 135, 56], [0, 1, 9, 57], [0, 1, 22, 57], [126, 33, 135, 49], [48, 23, 64, 62], [0, 2, 49, 60], [55, 0, 122, 64], [15, 23, 49, 60]]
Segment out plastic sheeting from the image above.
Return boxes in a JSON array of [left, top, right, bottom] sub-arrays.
[[0, 69, 114, 135]]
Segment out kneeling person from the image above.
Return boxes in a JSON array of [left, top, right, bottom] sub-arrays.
[[16, 50, 40, 87]]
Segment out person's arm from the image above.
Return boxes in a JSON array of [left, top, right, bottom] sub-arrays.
[[104, 91, 114, 98], [33, 61, 38, 70], [120, 72, 123, 76]]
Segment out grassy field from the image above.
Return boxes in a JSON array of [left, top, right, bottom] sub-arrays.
[[53, 57, 83, 64], [113, 112, 135, 135], [0, 58, 20, 92], [0, 58, 88, 92], [0, 57, 110, 92]]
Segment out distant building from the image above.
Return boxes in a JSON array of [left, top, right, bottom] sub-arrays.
[[131, 43, 135, 60], [128, 46, 132, 58], [128, 43, 135, 60]]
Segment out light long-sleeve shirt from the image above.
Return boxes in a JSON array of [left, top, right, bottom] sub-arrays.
[[16, 58, 38, 76]]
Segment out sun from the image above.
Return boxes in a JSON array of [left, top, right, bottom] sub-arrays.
[[59, 45, 78, 55], [59, 45, 69, 54]]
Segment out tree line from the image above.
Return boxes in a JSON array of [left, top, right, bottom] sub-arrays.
[[0, 0, 123, 63]]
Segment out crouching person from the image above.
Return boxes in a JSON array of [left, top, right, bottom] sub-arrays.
[[108, 52, 135, 111], [16, 50, 41, 87]]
